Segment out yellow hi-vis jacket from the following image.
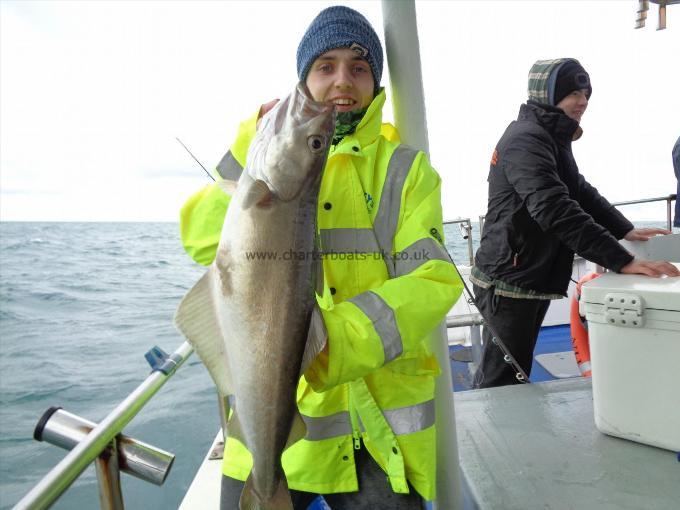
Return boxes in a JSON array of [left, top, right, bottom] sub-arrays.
[[179, 90, 462, 501]]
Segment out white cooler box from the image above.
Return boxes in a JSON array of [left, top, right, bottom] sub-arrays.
[[580, 269, 680, 452]]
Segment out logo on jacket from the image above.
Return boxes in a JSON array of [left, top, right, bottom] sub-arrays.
[[430, 227, 443, 245], [364, 192, 374, 212], [490, 149, 498, 166]]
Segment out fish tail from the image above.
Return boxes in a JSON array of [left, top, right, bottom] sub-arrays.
[[239, 473, 293, 510]]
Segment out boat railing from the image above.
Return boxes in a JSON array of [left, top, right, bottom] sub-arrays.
[[443, 217, 475, 266], [610, 194, 676, 231], [448, 194, 677, 267], [13, 342, 194, 510]]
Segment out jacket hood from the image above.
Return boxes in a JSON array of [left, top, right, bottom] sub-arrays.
[[527, 58, 582, 106]]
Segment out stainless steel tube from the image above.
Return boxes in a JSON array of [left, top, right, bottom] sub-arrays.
[[609, 194, 675, 231], [14, 341, 193, 510], [94, 442, 123, 510], [446, 313, 484, 329], [34, 408, 174, 486], [458, 222, 469, 240], [611, 194, 674, 207], [444, 218, 475, 266]]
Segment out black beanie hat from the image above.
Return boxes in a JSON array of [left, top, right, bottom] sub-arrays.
[[554, 60, 592, 105]]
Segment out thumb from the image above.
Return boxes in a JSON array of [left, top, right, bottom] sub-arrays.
[[258, 99, 280, 119]]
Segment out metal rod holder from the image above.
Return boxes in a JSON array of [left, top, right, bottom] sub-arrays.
[[444, 218, 475, 266], [458, 222, 470, 240], [34, 407, 175, 486], [14, 341, 192, 510]]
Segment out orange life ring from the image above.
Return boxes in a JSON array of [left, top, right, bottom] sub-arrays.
[[570, 272, 601, 377]]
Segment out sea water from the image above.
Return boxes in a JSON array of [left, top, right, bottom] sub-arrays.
[[0, 221, 477, 509]]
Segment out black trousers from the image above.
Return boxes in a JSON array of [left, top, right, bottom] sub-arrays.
[[472, 284, 551, 389], [220, 443, 425, 510]]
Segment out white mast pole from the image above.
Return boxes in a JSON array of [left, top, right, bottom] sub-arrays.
[[381, 2, 464, 509], [381, 0, 430, 156]]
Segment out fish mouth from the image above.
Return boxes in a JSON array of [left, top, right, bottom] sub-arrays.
[[295, 84, 336, 117]]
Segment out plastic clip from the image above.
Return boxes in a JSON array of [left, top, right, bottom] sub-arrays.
[[145, 346, 181, 375], [352, 430, 361, 450]]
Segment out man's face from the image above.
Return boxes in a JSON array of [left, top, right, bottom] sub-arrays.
[[556, 89, 589, 122], [305, 48, 375, 113]]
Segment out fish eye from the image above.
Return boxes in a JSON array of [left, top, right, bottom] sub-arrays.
[[308, 135, 326, 153]]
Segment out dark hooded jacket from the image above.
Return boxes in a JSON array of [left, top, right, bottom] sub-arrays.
[[474, 101, 634, 296]]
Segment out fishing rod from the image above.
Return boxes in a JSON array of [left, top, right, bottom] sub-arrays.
[[175, 137, 215, 182], [451, 262, 531, 385]]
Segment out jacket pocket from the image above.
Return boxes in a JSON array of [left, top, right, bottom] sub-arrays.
[[386, 344, 440, 377]]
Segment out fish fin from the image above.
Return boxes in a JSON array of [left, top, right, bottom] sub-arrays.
[[174, 267, 233, 396], [284, 410, 307, 451], [217, 178, 238, 196], [226, 409, 247, 446], [299, 305, 327, 376], [239, 472, 293, 510], [214, 248, 233, 297], [242, 179, 274, 209]]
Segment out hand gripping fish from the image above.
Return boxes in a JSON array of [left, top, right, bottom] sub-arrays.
[[174, 84, 335, 510]]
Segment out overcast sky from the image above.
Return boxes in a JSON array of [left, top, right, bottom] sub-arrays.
[[1, 0, 678, 222]]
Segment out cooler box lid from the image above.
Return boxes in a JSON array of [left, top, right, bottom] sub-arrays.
[[619, 233, 680, 262], [580, 269, 680, 329]]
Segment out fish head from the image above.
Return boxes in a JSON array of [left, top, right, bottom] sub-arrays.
[[247, 83, 335, 203]]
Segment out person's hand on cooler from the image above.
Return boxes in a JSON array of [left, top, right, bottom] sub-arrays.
[[624, 227, 671, 241], [620, 258, 680, 277]]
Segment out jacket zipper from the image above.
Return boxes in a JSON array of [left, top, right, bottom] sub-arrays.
[[513, 253, 519, 267], [348, 387, 362, 450]]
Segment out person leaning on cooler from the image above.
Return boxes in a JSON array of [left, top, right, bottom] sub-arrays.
[[471, 58, 680, 390], [179, 6, 462, 509]]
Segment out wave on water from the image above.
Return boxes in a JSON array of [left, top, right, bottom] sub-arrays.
[[0, 222, 210, 509]]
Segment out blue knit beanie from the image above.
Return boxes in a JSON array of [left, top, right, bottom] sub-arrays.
[[296, 6, 383, 89]]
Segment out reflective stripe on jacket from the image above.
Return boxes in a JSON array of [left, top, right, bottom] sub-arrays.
[[179, 90, 462, 500]]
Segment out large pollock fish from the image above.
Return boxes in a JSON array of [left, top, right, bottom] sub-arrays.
[[174, 84, 335, 510]]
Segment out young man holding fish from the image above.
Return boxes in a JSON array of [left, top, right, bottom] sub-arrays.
[[178, 5, 461, 510]]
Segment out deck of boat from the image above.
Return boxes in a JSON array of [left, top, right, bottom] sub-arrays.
[[451, 323, 577, 392]]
